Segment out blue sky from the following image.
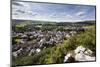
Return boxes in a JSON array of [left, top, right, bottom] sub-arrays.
[[12, 1, 96, 22]]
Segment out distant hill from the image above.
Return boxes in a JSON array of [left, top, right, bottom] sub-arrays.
[[12, 19, 96, 26]]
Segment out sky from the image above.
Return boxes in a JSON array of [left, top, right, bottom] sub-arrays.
[[12, 1, 96, 22]]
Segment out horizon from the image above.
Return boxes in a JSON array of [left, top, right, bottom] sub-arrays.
[[12, 1, 96, 22], [12, 18, 95, 23]]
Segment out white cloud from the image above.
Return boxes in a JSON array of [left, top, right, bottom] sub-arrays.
[[12, 1, 82, 22], [12, 1, 95, 22], [76, 11, 85, 16], [12, 1, 37, 19]]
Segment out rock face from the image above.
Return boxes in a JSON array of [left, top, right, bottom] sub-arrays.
[[63, 53, 75, 63], [64, 46, 95, 62], [75, 46, 95, 61]]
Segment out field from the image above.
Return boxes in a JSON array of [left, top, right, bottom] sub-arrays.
[[12, 20, 96, 66]]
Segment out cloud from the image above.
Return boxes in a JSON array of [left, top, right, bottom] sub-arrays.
[[12, 1, 95, 22], [12, 1, 38, 19], [76, 11, 85, 16], [12, 1, 24, 7]]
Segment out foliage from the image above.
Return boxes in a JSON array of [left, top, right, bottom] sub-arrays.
[[12, 25, 96, 66]]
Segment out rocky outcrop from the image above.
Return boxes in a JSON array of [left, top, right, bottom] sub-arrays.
[[64, 46, 95, 62]]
